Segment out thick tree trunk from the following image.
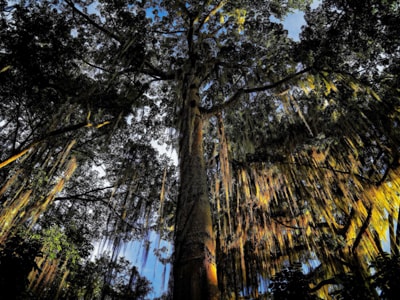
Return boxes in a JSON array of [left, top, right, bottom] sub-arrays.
[[173, 75, 219, 300]]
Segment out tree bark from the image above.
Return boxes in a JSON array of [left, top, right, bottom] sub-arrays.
[[173, 75, 219, 300]]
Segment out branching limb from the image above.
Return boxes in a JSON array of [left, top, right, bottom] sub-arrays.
[[351, 205, 372, 254], [0, 118, 114, 169], [271, 217, 304, 230], [65, 0, 121, 42], [118, 61, 176, 80], [309, 278, 337, 293], [196, 0, 227, 34], [54, 194, 141, 232], [243, 67, 312, 94], [201, 67, 312, 117], [238, 155, 376, 185]]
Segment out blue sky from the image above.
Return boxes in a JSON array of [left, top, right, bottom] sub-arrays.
[[280, 11, 307, 40], [277, 0, 321, 40], [126, 232, 172, 298]]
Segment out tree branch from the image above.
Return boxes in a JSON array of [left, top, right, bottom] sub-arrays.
[[141, 61, 177, 80], [243, 67, 312, 93], [119, 61, 176, 80], [351, 205, 372, 254], [0, 118, 114, 169], [202, 67, 312, 117], [65, 0, 121, 42], [376, 152, 399, 186], [80, 56, 175, 81], [236, 154, 376, 186], [54, 194, 140, 232], [81, 58, 113, 74], [309, 278, 338, 293], [271, 217, 304, 230], [196, 0, 226, 34]]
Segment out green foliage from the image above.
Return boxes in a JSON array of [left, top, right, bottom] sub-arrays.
[[33, 225, 81, 263]]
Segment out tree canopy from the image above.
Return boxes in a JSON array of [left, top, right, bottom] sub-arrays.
[[1, 0, 400, 299]]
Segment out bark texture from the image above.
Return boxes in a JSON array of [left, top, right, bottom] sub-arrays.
[[173, 75, 219, 300]]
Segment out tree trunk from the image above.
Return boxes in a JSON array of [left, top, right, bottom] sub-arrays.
[[173, 75, 219, 300]]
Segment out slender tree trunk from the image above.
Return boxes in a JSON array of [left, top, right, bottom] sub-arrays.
[[173, 75, 219, 300]]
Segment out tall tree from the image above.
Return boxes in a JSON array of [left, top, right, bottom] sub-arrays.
[[1, 0, 400, 299]]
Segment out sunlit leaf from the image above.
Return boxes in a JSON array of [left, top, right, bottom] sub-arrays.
[[0, 65, 11, 73]]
